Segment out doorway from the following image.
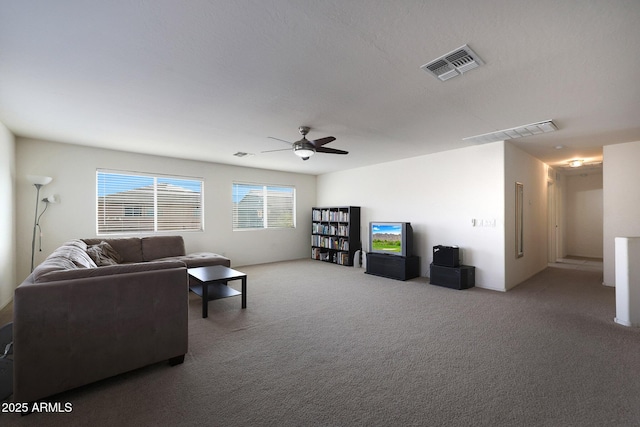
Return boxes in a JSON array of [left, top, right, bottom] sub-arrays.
[[547, 166, 603, 272]]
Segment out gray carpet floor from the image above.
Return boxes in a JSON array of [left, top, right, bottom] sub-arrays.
[[5, 259, 640, 426]]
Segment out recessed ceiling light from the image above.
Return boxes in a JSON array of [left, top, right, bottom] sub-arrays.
[[555, 145, 565, 150], [462, 120, 558, 144]]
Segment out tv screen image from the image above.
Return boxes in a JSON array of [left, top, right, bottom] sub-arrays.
[[369, 222, 413, 257], [371, 223, 403, 254]]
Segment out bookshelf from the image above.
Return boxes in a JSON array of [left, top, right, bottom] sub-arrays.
[[311, 206, 361, 266]]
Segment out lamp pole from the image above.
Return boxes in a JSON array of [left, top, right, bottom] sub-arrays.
[[30, 183, 43, 272]]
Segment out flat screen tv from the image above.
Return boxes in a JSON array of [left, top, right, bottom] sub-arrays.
[[369, 222, 413, 257]]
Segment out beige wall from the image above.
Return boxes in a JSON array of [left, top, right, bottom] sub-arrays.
[[0, 123, 16, 310], [564, 172, 603, 258], [318, 141, 508, 291], [15, 138, 316, 282], [603, 140, 640, 286], [504, 142, 549, 290]]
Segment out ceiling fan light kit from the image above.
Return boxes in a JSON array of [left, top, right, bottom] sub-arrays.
[[294, 146, 315, 158]]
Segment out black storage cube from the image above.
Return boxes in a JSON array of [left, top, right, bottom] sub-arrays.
[[433, 245, 460, 267], [429, 264, 475, 290]]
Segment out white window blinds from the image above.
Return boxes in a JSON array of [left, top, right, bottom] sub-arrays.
[[232, 183, 295, 230], [97, 170, 203, 234]]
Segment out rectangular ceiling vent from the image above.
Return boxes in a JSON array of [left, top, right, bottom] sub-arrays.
[[421, 44, 484, 81], [462, 120, 558, 144]]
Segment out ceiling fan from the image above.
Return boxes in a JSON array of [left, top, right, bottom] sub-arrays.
[[263, 126, 348, 161]]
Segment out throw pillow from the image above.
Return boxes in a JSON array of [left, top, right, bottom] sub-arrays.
[[86, 241, 123, 266]]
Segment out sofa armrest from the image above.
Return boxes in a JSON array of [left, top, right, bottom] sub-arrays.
[[13, 264, 188, 402]]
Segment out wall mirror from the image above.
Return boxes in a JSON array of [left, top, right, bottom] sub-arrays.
[[515, 182, 524, 258]]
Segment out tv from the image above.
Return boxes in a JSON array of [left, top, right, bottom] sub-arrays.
[[369, 222, 414, 257]]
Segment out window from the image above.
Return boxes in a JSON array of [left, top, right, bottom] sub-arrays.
[[232, 183, 295, 230], [97, 170, 203, 234]]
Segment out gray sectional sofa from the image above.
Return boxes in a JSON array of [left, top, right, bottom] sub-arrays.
[[13, 235, 230, 403]]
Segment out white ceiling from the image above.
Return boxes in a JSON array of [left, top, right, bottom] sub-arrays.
[[1, 1, 639, 175]]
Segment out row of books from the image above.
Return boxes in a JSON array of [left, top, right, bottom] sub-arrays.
[[312, 209, 350, 223], [335, 252, 351, 265], [311, 248, 351, 265], [311, 248, 331, 261], [312, 223, 349, 236], [311, 235, 350, 250]]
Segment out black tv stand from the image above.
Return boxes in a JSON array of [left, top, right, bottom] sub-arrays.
[[366, 253, 420, 281]]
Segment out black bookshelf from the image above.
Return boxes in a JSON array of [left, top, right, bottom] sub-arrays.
[[311, 206, 361, 266]]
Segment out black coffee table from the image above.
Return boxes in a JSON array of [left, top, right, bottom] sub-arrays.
[[188, 265, 247, 318]]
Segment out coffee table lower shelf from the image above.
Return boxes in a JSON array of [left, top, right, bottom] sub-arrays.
[[189, 283, 242, 300]]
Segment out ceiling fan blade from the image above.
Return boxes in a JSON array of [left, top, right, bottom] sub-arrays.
[[261, 148, 292, 153], [267, 136, 294, 146], [316, 147, 348, 155], [311, 136, 336, 147]]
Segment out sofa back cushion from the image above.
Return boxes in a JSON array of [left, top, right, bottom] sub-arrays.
[[142, 236, 186, 261], [83, 237, 143, 263]]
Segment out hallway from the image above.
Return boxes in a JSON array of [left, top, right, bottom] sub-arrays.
[[549, 255, 603, 272]]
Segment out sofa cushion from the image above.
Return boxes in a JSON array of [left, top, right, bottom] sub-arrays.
[[156, 252, 231, 268], [83, 238, 143, 263], [142, 236, 185, 261], [86, 241, 123, 266]]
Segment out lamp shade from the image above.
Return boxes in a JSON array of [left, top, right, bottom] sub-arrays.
[[43, 195, 58, 203], [27, 175, 53, 186]]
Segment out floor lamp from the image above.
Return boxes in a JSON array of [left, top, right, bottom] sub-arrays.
[[28, 175, 53, 272]]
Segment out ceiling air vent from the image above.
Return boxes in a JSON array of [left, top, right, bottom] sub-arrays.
[[462, 120, 558, 144], [233, 152, 251, 157], [421, 44, 484, 81], [425, 59, 458, 82]]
